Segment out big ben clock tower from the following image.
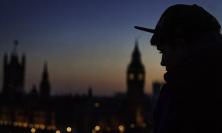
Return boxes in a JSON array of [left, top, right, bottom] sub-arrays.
[[127, 39, 145, 100], [125, 39, 147, 128]]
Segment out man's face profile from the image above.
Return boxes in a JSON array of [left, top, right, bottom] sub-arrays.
[[157, 42, 188, 71]]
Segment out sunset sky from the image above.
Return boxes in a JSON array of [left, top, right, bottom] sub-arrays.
[[0, 0, 222, 96]]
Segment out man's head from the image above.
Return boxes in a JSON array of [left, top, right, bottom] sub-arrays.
[[150, 4, 221, 46], [135, 4, 221, 70]]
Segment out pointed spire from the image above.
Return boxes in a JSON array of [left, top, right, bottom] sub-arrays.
[[44, 61, 47, 71], [13, 40, 19, 55], [132, 39, 141, 63], [133, 39, 140, 54], [40, 61, 51, 97], [43, 61, 48, 79], [135, 38, 139, 47], [88, 86, 93, 97], [30, 84, 38, 96], [10, 40, 19, 64], [133, 42, 139, 55]]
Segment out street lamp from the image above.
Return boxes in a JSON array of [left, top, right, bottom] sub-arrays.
[[31, 128, 36, 133], [94, 125, 101, 132], [118, 125, 125, 133], [66, 126, 72, 132], [56, 129, 61, 133]]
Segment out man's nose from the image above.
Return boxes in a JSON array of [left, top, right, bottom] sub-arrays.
[[160, 54, 166, 66], [161, 60, 165, 66]]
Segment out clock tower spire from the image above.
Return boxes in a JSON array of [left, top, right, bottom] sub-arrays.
[[127, 39, 145, 100]]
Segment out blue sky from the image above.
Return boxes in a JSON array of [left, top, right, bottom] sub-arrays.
[[0, 0, 221, 96]]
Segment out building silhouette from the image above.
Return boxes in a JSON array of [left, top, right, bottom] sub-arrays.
[[0, 40, 154, 133], [127, 39, 145, 100], [125, 40, 150, 131], [39, 62, 51, 98], [151, 82, 162, 108], [150, 81, 163, 124], [2, 40, 25, 97]]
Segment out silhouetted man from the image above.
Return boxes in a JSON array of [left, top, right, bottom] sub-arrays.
[[135, 4, 222, 133]]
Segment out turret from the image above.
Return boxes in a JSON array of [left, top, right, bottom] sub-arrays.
[[88, 86, 93, 98], [10, 40, 19, 65], [131, 40, 141, 63], [39, 62, 51, 98], [1, 40, 26, 96]]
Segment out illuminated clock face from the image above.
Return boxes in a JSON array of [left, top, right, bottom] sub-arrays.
[[139, 74, 143, 80], [129, 74, 134, 80]]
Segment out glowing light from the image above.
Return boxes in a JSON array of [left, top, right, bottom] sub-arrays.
[[34, 124, 40, 129], [129, 74, 134, 80], [130, 123, 135, 128], [55, 129, 61, 133], [66, 126, 72, 132], [94, 125, 101, 131], [22, 122, 28, 128], [39, 124, 45, 130], [3, 121, 8, 125], [106, 127, 111, 132], [118, 125, 125, 132], [47, 125, 56, 130], [31, 128, 36, 133], [92, 129, 96, 133], [17, 122, 22, 127], [142, 123, 147, 128], [13, 122, 18, 126], [94, 102, 100, 108]]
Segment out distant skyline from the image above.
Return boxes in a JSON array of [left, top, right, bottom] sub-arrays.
[[0, 0, 222, 96]]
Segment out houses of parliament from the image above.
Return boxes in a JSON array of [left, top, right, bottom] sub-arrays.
[[0, 40, 162, 133]]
